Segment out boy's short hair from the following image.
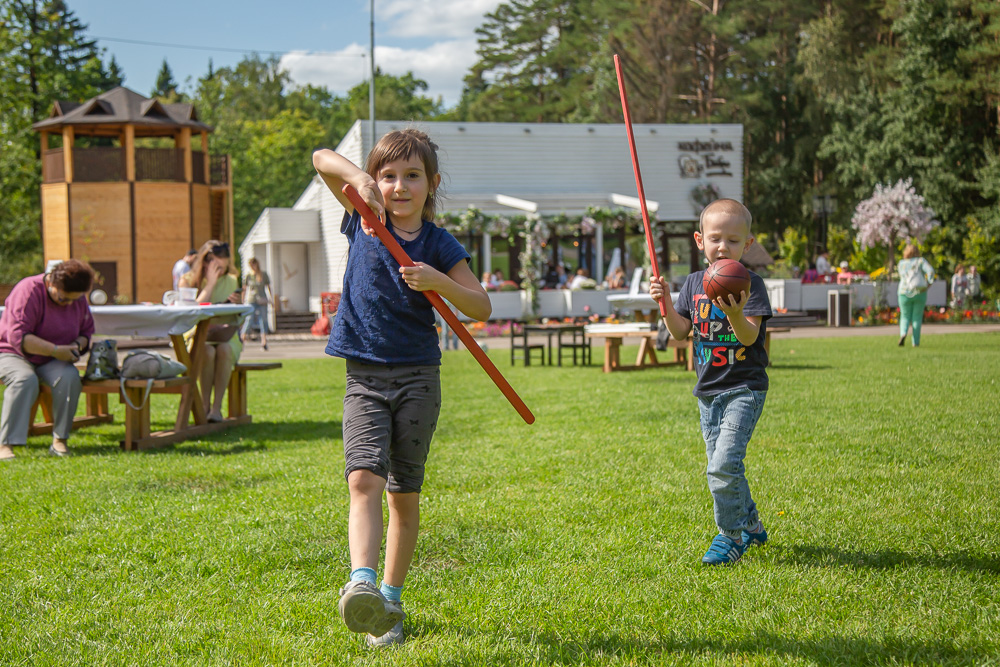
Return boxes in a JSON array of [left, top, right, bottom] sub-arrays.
[[699, 198, 753, 234]]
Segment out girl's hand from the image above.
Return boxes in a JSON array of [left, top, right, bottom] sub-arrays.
[[353, 178, 384, 237], [399, 263, 445, 292]]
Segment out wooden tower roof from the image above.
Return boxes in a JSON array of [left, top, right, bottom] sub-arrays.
[[33, 86, 212, 135]]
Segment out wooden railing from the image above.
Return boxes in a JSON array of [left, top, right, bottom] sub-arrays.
[[210, 154, 229, 186], [191, 150, 206, 184], [39, 148, 229, 185], [135, 147, 184, 182], [42, 149, 64, 183], [74, 147, 126, 182]]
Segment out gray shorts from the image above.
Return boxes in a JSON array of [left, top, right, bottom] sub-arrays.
[[342, 361, 441, 494]]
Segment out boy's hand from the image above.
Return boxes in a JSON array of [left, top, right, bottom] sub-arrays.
[[648, 276, 674, 308], [713, 290, 748, 318], [399, 263, 445, 292]]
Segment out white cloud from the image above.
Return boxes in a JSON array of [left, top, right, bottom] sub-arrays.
[[381, 0, 503, 39], [281, 38, 478, 107]]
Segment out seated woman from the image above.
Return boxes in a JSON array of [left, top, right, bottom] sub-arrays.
[[0, 260, 95, 459], [608, 266, 627, 289], [801, 262, 819, 283], [836, 261, 853, 285], [179, 241, 242, 423]]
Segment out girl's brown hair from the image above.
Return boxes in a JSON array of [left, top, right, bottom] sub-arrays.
[[902, 243, 920, 259], [186, 240, 237, 287], [49, 259, 94, 292], [364, 129, 441, 221]]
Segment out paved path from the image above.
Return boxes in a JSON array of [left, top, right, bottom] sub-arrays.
[[239, 323, 1000, 361]]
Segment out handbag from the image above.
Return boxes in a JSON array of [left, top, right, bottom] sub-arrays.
[[84, 340, 119, 381], [119, 351, 187, 410]]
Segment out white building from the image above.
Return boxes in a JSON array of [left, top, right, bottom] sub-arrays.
[[239, 120, 744, 315]]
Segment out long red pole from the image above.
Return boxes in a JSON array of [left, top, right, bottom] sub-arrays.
[[613, 54, 667, 318], [341, 184, 535, 425]]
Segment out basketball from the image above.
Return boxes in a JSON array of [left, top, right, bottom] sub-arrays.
[[703, 259, 751, 303]]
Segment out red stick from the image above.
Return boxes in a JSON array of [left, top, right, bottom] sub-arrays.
[[341, 184, 536, 425], [613, 54, 667, 318]]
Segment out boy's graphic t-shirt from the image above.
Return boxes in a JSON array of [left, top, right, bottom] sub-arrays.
[[326, 210, 471, 366], [676, 269, 772, 397]]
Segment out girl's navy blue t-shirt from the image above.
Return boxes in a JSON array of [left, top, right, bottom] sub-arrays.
[[325, 210, 471, 365]]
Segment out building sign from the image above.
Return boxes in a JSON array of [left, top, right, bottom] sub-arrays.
[[677, 139, 735, 178]]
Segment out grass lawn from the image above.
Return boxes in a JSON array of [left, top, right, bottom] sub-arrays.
[[1, 332, 998, 666]]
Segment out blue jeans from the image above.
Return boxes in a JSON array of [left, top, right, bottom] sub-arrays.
[[898, 291, 927, 346], [241, 303, 270, 336], [697, 388, 767, 539]]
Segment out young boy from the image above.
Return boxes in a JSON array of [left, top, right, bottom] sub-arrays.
[[649, 199, 772, 565]]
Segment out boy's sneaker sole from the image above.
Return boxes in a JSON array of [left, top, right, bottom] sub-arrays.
[[701, 534, 744, 565], [338, 581, 405, 636], [742, 524, 768, 548]]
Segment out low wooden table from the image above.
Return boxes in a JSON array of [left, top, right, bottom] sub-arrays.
[[586, 329, 688, 373]]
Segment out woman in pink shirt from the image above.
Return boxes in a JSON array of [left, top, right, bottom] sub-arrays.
[[0, 260, 95, 460]]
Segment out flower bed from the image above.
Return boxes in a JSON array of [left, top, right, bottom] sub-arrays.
[[854, 300, 999, 326]]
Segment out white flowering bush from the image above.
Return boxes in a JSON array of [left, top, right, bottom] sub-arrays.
[[852, 178, 939, 270]]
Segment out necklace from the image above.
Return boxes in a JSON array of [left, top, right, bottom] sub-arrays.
[[394, 224, 423, 237]]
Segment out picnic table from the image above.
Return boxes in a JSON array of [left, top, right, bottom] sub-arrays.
[[585, 324, 687, 373], [22, 304, 281, 451]]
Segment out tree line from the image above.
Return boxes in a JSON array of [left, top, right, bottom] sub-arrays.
[[2, 0, 998, 296]]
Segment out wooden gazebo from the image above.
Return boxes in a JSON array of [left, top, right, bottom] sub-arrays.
[[33, 87, 233, 303]]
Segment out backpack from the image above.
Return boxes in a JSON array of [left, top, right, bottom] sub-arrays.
[[84, 340, 119, 381], [119, 351, 187, 410]]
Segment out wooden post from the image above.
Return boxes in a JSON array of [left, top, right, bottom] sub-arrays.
[[62, 126, 74, 183], [201, 132, 210, 185], [177, 127, 192, 183], [124, 124, 135, 181], [40, 132, 48, 181]]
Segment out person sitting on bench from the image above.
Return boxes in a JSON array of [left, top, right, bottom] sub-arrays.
[[0, 260, 94, 459]]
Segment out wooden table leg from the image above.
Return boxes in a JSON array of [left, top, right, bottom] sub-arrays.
[[172, 327, 208, 429], [604, 338, 621, 373], [636, 336, 660, 368], [686, 337, 695, 371], [122, 385, 151, 451]]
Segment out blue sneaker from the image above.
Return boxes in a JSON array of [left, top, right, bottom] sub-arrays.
[[742, 523, 768, 549], [701, 535, 745, 565]]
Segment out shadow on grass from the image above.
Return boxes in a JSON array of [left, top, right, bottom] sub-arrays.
[[774, 544, 1000, 574], [50, 419, 342, 457], [768, 363, 834, 370], [410, 621, 989, 665]]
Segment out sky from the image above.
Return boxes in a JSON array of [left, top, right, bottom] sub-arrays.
[[70, 0, 505, 108]]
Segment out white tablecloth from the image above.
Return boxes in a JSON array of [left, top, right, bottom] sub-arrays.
[[606, 292, 680, 311], [90, 304, 252, 337]]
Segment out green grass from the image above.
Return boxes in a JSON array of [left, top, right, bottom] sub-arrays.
[[1, 332, 999, 666]]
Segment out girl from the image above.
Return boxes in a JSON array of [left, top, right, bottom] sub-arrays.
[[179, 240, 242, 422], [312, 129, 490, 646], [241, 257, 273, 351]]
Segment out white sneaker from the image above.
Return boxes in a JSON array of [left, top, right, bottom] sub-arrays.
[[367, 601, 405, 646], [338, 581, 405, 636]]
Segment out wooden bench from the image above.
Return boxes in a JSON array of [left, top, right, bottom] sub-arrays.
[[29, 361, 282, 451], [228, 362, 283, 419]]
